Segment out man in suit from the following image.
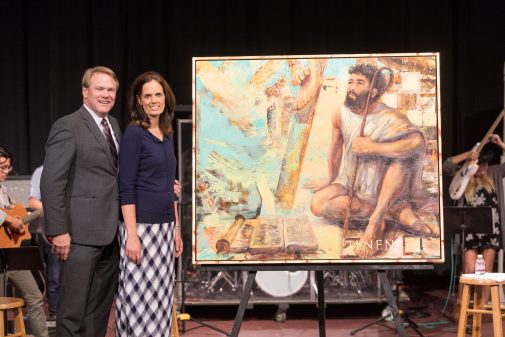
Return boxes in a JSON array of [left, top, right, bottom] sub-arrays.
[[41, 66, 121, 337]]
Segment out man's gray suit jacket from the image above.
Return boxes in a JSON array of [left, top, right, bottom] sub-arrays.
[[41, 106, 121, 246]]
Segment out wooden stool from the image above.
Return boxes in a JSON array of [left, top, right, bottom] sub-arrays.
[[458, 276, 505, 337], [0, 297, 26, 337], [171, 303, 191, 337], [171, 304, 179, 337]]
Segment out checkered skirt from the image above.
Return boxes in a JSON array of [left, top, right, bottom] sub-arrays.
[[116, 221, 176, 337]]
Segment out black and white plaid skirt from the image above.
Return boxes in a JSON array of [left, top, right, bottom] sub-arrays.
[[116, 221, 176, 337]]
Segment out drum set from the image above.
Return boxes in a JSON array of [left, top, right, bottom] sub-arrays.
[[255, 271, 308, 297], [179, 268, 386, 321]]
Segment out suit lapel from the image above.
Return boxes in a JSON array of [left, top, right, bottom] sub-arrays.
[[78, 107, 117, 170]]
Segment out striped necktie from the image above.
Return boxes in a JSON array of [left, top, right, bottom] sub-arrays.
[[101, 118, 118, 166]]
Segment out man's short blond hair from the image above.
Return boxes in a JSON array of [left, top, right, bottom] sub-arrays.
[[81, 66, 119, 89]]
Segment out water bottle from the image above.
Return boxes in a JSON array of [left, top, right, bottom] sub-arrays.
[[475, 254, 486, 275]]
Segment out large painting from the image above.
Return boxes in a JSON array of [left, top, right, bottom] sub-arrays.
[[193, 53, 443, 264]]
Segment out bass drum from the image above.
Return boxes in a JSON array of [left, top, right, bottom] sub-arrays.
[[255, 271, 308, 297]]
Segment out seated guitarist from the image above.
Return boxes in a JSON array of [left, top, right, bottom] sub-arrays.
[[0, 146, 49, 337], [444, 134, 505, 315]]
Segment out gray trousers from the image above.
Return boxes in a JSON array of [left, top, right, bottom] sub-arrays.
[[0, 270, 49, 337], [56, 240, 119, 337]]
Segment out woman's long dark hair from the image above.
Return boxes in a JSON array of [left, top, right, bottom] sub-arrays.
[[128, 71, 176, 135]]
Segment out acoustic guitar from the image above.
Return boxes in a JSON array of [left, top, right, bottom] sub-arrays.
[[0, 203, 44, 248]]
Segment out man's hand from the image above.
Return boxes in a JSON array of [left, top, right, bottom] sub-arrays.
[[4, 215, 24, 233], [352, 136, 376, 155], [51, 233, 71, 261], [292, 59, 328, 110], [174, 179, 181, 200], [303, 177, 331, 192], [287, 59, 310, 86]]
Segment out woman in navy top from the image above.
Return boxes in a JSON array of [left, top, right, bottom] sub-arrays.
[[116, 71, 182, 337]]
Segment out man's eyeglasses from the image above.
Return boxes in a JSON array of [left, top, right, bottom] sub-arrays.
[[0, 166, 13, 173]]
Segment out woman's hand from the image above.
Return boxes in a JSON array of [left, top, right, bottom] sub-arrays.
[[175, 225, 183, 258], [126, 234, 142, 264], [174, 179, 181, 200], [490, 134, 505, 150], [467, 148, 479, 161]]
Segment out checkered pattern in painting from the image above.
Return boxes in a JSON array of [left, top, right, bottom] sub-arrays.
[[116, 221, 176, 337]]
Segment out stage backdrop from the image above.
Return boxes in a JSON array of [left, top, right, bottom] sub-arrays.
[[193, 53, 444, 265]]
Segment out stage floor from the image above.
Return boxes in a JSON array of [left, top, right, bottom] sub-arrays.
[[101, 287, 496, 337]]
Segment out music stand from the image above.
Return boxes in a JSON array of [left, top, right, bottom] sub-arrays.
[[0, 247, 44, 296], [0, 247, 44, 335], [444, 206, 493, 251]]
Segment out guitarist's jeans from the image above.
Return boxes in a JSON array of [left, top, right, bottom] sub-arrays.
[[0, 270, 49, 337], [41, 238, 60, 316]]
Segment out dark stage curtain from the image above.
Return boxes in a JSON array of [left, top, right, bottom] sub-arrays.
[[1, 0, 505, 175]]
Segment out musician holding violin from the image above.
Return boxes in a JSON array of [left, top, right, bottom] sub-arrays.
[[444, 133, 505, 307], [0, 146, 49, 337]]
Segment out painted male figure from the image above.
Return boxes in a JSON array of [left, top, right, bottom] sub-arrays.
[[305, 63, 432, 257]]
